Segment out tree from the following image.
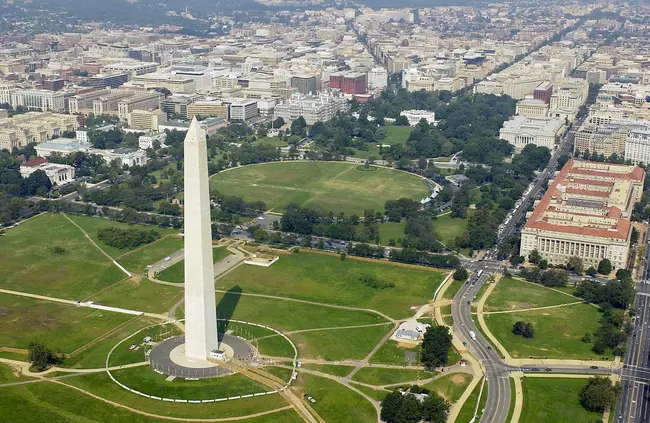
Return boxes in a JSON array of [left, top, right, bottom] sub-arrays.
[[453, 267, 468, 281], [586, 266, 598, 277], [421, 326, 453, 370], [567, 256, 584, 274], [421, 394, 450, 423], [397, 394, 423, 423], [290, 116, 307, 137], [528, 249, 541, 264], [394, 115, 409, 126], [27, 341, 57, 371], [523, 323, 535, 338], [597, 259, 612, 275], [512, 321, 526, 336], [582, 332, 592, 343], [579, 377, 618, 413], [272, 117, 285, 129], [380, 391, 403, 423], [538, 259, 548, 270]]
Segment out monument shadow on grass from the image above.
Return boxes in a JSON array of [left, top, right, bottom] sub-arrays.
[[216, 285, 242, 343]]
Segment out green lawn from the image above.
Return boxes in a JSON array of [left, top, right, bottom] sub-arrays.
[[210, 161, 429, 215], [351, 367, 435, 386], [66, 214, 178, 258], [0, 213, 125, 299], [484, 304, 611, 360], [302, 364, 355, 377], [352, 384, 389, 401], [51, 372, 293, 420], [289, 324, 393, 360], [456, 377, 485, 422], [111, 366, 267, 400], [226, 322, 296, 358], [383, 124, 412, 145], [0, 293, 132, 354], [177, 291, 387, 334], [378, 222, 405, 245], [86, 278, 183, 314], [299, 374, 377, 423], [422, 373, 472, 403], [62, 317, 160, 369], [485, 278, 580, 312], [217, 251, 445, 319], [117, 236, 184, 274], [157, 247, 232, 283], [520, 378, 603, 423], [369, 340, 420, 365], [432, 212, 470, 246], [0, 363, 32, 384], [442, 279, 464, 301]]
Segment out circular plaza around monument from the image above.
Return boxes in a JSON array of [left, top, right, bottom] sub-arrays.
[[104, 319, 298, 403]]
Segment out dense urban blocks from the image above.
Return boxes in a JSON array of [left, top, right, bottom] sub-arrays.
[[210, 161, 430, 215]]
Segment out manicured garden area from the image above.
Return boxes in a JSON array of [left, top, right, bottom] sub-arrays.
[[432, 212, 471, 246], [217, 251, 445, 319], [520, 377, 603, 423], [210, 161, 429, 215]]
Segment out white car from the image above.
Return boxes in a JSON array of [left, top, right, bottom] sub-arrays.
[[164, 256, 171, 261]]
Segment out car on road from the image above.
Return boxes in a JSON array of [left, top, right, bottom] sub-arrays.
[[467, 301, 470, 305], [164, 256, 171, 261], [531, 368, 540, 371], [590, 366, 599, 369], [545, 368, 552, 371]]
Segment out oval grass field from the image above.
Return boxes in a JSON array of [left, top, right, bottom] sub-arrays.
[[210, 162, 430, 215]]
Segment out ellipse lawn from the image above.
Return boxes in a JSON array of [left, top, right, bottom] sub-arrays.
[[210, 162, 430, 215]]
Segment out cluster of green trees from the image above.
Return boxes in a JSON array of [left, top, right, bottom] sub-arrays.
[[519, 267, 570, 287], [84, 171, 180, 212], [359, 273, 395, 289], [97, 227, 160, 249], [421, 326, 453, 369], [512, 321, 535, 338], [28, 341, 58, 372], [87, 129, 144, 150], [574, 270, 634, 356], [381, 388, 449, 423], [0, 103, 29, 117], [580, 378, 619, 413], [0, 149, 55, 225], [212, 192, 265, 217]]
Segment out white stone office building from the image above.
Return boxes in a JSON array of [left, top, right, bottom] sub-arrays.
[[499, 116, 565, 151]]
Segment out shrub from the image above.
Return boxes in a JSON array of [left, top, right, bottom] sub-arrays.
[[97, 227, 160, 249], [359, 273, 395, 289]]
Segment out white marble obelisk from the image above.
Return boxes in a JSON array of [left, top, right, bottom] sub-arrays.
[[183, 118, 218, 360]]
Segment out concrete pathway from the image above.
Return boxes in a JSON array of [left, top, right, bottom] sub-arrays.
[[483, 301, 585, 315]]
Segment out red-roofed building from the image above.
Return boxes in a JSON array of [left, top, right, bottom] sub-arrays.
[[19, 157, 75, 186], [520, 159, 645, 271]]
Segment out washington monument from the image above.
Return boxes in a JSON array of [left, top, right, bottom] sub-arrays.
[[183, 118, 218, 360]]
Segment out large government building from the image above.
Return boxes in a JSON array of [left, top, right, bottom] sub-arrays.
[[520, 160, 645, 271]]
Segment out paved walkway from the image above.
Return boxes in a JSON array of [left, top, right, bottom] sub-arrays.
[[483, 300, 584, 315]]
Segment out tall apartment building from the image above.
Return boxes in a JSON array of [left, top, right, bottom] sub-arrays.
[[161, 94, 201, 119], [533, 81, 554, 104], [228, 100, 258, 122], [624, 125, 650, 165], [574, 123, 628, 157], [367, 67, 388, 90], [520, 160, 644, 271], [290, 75, 317, 95], [117, 92, 162, 120], [11, 89, 66, 112], [330, 72, 367, 95], [187, 100, 229, 120], [127, 109, 166, 131], [499, 116, 565, 151], [88, 73, 129, 89]]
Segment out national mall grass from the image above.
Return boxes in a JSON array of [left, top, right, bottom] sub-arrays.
[[520, 377, 602, 423], [485, 277, 580, 312], [217, 251, 445, 319], [210, 161, 429, 215]]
